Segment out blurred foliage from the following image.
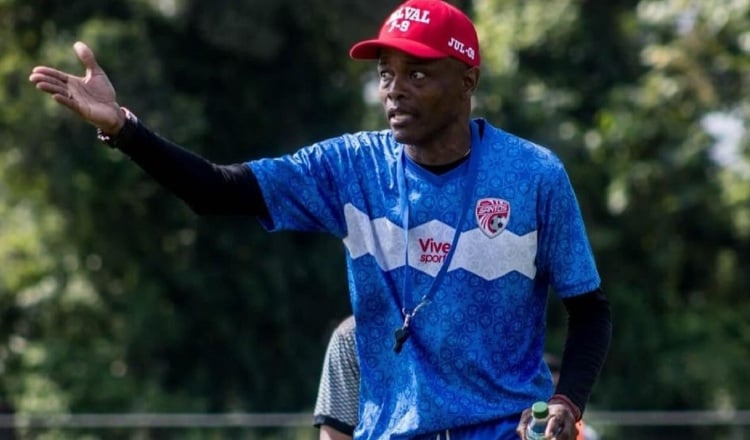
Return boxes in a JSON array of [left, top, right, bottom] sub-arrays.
[[0, 0, 749, 438]]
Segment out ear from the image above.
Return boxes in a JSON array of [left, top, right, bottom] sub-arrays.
[[462, 66, 480, 97]]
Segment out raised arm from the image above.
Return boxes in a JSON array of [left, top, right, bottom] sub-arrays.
[[28, 42, 268, 217]]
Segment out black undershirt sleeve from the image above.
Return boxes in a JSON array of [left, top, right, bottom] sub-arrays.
[[106, 115, 269, 217], [556, 288, 612, 415]]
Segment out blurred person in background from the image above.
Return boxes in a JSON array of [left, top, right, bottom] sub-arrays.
[[314, 316, 358, 440]]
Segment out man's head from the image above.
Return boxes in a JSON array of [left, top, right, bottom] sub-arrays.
[[349, 0, 481, 149]]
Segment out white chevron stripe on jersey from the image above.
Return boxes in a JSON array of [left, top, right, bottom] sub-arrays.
[[449, 228, 537, 280], [343, 203, 537, 281], [343, 204, 405, 271]]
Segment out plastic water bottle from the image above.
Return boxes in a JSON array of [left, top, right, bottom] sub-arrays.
[[526, 401, 550, 439]]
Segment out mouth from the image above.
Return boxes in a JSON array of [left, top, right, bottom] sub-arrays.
[[387, 108, 415, 127]]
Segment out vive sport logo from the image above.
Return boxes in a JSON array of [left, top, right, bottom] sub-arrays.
[[417, 237, 450, 264]]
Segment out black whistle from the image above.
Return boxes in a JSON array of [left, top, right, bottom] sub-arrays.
[[393, 327, 410, 353]]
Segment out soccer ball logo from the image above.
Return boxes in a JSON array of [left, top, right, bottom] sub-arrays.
[[475, 198, 511, 238]]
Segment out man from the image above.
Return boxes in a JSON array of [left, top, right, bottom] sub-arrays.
[[29, 0, 612, 438]]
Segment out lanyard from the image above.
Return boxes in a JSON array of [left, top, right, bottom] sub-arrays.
[[393, 121, 482, 353]]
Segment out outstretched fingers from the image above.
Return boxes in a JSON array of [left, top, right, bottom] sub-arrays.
[[29, 66, 81, 111], [30, 66, 69, 87], [30, 65, 70, 88], [31, 65, 69, 80]]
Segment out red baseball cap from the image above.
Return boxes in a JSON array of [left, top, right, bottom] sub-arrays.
[[350, 0, 481, 67]]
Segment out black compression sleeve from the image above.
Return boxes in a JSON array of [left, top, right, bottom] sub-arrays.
[[556, 288, 612, 414], [107, 115, 269, 217]]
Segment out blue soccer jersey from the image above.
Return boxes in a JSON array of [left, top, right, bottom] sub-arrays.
[[248, 118, 600, 439]]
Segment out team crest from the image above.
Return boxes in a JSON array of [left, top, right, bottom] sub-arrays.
[[475, 198, 511, 238]]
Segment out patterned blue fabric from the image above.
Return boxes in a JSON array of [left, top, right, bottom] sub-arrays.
[[248, 118, 600, 439]]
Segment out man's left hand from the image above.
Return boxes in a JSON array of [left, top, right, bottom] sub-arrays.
[[515, 402, 578, 440]]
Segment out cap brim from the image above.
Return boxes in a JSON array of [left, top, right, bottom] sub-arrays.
[[349, 38, 447, 61]]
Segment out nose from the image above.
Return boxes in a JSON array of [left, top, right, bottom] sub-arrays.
[[383, 74, 407, 102]]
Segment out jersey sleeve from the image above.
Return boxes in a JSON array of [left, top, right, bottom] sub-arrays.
[[537, 162, 601, 298], [313, 316, 360, 435], [247, 138, 352, 237]]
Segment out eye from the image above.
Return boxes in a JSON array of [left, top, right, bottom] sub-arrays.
[[379, 70, 393, 82], [411, 71, 426, 80]]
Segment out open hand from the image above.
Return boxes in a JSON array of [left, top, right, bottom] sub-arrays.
[[29, 41, 125, 134]]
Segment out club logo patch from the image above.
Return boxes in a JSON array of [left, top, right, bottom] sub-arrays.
[[475, 198, 511, 238]]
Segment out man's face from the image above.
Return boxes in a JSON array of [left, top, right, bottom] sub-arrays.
[[377, 49, 476, 146]]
